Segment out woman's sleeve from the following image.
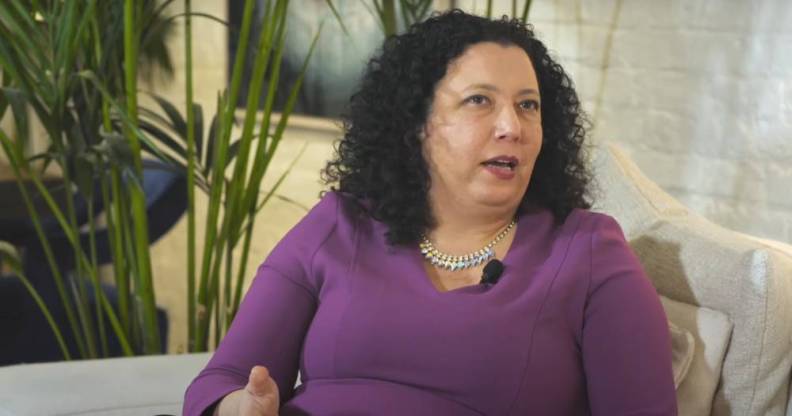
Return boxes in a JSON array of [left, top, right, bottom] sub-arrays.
[[182, 193, 340, 416], [582, 214, 678, 415], [182, 265, 317, 416]]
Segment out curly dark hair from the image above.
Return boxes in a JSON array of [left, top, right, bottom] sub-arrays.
[[322, 9, 592, 246]]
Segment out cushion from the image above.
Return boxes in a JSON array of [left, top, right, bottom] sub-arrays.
[[669, 320, 695, 389], [587, 141, 689, 237], [592, 142, 792, 416], [662, 295, 733, 415]]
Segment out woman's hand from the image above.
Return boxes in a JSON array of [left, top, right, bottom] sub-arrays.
[[212, 366, 280, 416], [238, 366, 280, 416]]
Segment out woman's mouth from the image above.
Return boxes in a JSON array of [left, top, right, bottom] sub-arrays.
[[481, 156, 519, 179], [482, 160, 516, 171], [481, 156, 519, 171]]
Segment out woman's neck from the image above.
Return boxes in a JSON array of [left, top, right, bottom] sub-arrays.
[[425, 205, 518, 255]]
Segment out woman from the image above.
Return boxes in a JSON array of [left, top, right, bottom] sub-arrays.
[[184, 9, 677, 416]]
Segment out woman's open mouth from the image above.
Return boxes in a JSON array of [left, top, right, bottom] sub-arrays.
[[481, 156, 519, 178]]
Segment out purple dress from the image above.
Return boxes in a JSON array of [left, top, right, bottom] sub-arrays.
[[183, 192, 677, 415]]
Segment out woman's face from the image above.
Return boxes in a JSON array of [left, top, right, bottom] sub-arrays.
[[423, 41, 543, 215]]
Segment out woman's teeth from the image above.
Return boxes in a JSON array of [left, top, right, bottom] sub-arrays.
[[483, 161, 515, 170]]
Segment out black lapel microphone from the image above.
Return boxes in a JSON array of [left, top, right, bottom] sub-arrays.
[[480, 259, 504, 285]]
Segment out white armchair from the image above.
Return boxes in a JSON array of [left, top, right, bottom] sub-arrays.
[[0, 142, 790, 415], [591, 142, 792, 416]]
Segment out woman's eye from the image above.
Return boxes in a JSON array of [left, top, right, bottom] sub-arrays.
[[464, 95, 489, 105], [520, 100, 540, 111]]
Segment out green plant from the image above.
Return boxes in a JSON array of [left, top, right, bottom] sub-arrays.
[[0, 0, 320, 358], [0, 0, 177, 358], [368, 0, 433, 36], [153, 0, 316, 351]]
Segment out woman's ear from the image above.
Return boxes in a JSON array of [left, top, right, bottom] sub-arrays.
[[420, 121, 432, 142]]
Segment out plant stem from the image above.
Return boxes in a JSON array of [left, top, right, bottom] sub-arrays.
[[520, 0, 533, 22], [223, 240, 233, 333], [124, 0, 160, 354], [382, 0, 396, 36], [87, 201, 109, 357], [101, 173, 130, 339], [184, 0, 197, 353], [195, 0, 258, 352]]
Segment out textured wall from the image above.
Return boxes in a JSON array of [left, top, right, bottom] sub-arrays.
[[466, 0, 792, 243]]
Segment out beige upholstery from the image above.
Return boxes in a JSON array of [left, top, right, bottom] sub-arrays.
[[592, 142, 792, 416], [661, 295, 732, 415]]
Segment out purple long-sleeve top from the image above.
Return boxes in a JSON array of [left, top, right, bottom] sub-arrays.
[[183, 192, 677, 415]]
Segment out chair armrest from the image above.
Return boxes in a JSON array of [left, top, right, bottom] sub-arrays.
[[0, 353, 211, 416]]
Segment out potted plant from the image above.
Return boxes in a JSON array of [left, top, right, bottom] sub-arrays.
[[0, 0, 316, 359], [0, 0, 179, 359]]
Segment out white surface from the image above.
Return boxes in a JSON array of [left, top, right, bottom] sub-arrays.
[[0, 353, 211, 416]]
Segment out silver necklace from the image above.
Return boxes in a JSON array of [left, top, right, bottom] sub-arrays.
[[419, 219, 516, 271]]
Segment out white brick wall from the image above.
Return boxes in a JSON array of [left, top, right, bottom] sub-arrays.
[[467, 0, 792, 243]]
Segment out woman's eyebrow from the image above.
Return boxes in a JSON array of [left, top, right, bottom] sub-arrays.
[[517, 88, 540, 96], [464, 83, 539, 96]]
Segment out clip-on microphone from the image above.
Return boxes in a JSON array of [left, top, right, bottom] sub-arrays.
[[480, 259, 504, 285]]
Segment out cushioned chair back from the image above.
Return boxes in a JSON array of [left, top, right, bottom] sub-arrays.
[[591, 142, 792, 416]]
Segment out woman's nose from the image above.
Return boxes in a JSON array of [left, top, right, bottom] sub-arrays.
[[493, 104, 521, 141]]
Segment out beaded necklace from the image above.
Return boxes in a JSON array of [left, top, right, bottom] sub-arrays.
[[419, 219, 516, 271]]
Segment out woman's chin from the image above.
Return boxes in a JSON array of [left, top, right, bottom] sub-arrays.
[[471, 190, 524, 211]]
